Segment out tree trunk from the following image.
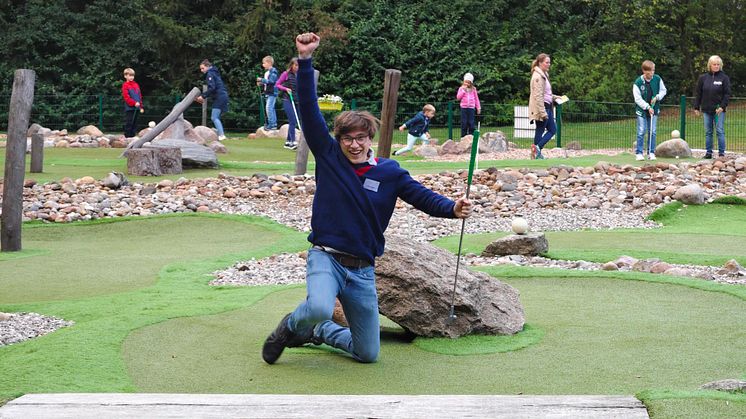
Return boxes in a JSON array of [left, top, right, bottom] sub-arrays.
[[126, 147, 182, 176], [2, 69, 35, 252]]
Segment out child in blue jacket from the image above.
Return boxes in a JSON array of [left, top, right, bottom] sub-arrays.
[[257, 55, 279, 130], [395, 104, 435, 156]]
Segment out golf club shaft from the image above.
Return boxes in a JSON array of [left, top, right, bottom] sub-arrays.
[[447, 129, 477, 318], [288, 92, 303, 132]]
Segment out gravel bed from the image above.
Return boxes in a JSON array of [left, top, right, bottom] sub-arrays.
[[0, 312, 74, 347]]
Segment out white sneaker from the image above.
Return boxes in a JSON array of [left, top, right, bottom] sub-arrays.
[[648, 153, 656, 160], [218, 135, 227, 141], [635, 154, 644, 161]]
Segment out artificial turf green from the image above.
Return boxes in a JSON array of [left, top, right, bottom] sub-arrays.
[[640, 390, 746, 418], [412, 324, 544, 355], [433, 202, 746, 266], [1, 208, 745, 418], [0, 214, 291, 304], [0, 214, 308, 402], [122, 277, 745, 396]]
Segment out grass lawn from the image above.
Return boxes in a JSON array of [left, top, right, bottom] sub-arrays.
[[0, 206, 744, 418], [0, 135, 702, 183]]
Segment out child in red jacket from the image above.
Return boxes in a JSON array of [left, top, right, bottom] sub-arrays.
[[122, 67, 144, 138]]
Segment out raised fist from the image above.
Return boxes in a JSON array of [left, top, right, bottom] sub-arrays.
[[296, 32, 320, 58]]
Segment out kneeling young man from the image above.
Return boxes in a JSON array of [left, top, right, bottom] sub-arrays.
[[262, 33, 473, 364]]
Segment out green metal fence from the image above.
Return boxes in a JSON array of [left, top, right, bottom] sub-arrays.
[[1, 94, 744, 152]]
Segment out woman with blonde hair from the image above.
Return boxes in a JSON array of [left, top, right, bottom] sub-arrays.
[[694, 55, 731, 158], [528, 53, 561, 159]]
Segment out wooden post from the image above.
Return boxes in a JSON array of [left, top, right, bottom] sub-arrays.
[[201, 84, 207, 127], [121, 87, 201, 156], [294, 69, 320, 176], [377, 69, 401, 158], [2, 69, 35, 252], [30, 133, 44, 173]]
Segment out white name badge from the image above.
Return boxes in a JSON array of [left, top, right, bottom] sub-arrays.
[[714, 81, 722, 85], [363, 178, 380, 192]]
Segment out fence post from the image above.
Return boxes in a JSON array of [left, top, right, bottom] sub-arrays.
[[679, 95, 686, 139], [2, 69, 35, 252], [98, 94, 103, 128], [447, 101, 454, 140], [30, 133, 44, 173], [555, 103, 562, 148], [376, 69, 401, 158], [350, 99, 357, 110]]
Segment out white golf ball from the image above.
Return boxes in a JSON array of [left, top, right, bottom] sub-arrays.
[[671, 129, 680, 139], [676, 156, 679, 159], [511, 217, 529, 235], [148, 121, 156, 128]]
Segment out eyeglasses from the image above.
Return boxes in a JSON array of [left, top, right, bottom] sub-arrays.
[[339, 134, 370, 146]]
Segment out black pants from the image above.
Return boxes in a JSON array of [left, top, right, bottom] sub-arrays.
[[124, 109, 139, 138], [460, 107, 476, 138]]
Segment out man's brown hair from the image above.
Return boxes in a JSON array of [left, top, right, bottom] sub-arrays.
[[333, 111, 380, 140]]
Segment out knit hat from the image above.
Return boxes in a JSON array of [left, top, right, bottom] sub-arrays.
[[463, 73, 474, 83]]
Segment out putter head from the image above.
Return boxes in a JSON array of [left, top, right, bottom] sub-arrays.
[[445, 307, 457, 325]]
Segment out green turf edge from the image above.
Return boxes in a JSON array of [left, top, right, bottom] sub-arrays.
[[712, 195, 746, 206], [412, 323, 544, 355], [475, 265, 746, 302], [0, 248, 50, 261], [638, 389, 746, 402], [0, 213, 309, 403], [646, 201, 684, 222]]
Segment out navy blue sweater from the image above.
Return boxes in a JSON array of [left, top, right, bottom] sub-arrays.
[[403, 111, 431, 137], [296, 58, 456, 264]]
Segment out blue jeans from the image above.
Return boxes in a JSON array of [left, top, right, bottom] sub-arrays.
[[703, 112, 726, 155], [265, 95, 277, 129], [635, 113, 657, 155], [460, 107, 476, 138], [394, 133, 428, 155], [287, 248, 380, 363], [533, 103, 556, 150], [282, 98, 298, 144], [210, 108, 224, 136]]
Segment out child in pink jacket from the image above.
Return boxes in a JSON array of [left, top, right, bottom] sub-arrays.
[[456, 72, 481, 138]]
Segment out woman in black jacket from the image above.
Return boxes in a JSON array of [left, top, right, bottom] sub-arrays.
[[694, 55, 731, 158]]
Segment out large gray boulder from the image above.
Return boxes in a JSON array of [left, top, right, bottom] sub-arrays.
[[146, 139, 218, 168], [375, 235, 525, 338], [481, 232, 549, 257], [479, 131, 508, 153], [194, 125, 218, 143], [673, 184, 705, 205], [77, 125, 104, 137], [655, 139, 692, 158]]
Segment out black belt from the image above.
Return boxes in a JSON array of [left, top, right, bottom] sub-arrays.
[[314, 246, 372, 269]]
